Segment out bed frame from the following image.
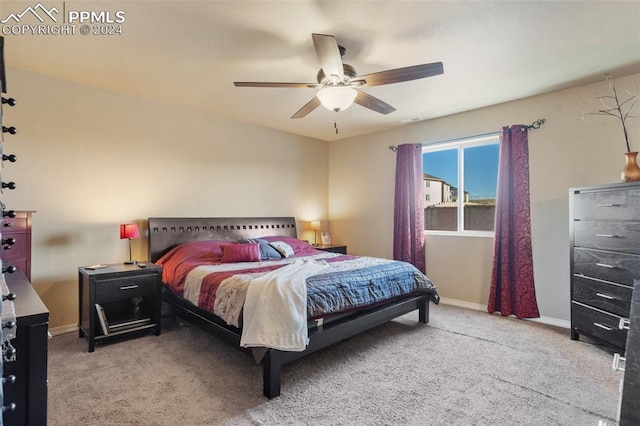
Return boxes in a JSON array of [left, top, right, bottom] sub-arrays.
[[148, 216, 432, 399]]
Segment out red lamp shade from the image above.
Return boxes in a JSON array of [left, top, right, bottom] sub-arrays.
[[119, 223, 139, 240]]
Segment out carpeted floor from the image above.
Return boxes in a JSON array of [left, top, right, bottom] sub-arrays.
[[47, 304, 621, 425]]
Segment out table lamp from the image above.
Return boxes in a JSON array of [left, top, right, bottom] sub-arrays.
[[119, 223, 139, 264], [311, 220, 321, 246]]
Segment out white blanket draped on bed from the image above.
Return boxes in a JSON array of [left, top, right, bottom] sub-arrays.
[[240, 259, 328, 351]]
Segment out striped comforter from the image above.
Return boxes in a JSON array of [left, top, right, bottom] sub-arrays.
[[172, 251, 439, 324]]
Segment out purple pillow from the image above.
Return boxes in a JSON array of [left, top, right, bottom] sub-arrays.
[[259, 236, 317, 255], [221, 243, 261, 263]]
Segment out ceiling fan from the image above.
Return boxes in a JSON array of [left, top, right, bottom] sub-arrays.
[[234, 33, 444, 119]]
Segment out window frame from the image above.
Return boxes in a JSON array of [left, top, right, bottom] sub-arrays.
[[422, 134, 499, 238]]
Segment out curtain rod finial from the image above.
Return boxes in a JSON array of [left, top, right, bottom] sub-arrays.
[[389, 145, 398, 152], [528, 118, 546, 130]]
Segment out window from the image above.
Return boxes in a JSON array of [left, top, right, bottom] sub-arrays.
[[422, 134, 499, 236]]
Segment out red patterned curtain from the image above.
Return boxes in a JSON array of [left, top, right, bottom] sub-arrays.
[[393, 143, 425, 273], [488, 126, 540, 318]]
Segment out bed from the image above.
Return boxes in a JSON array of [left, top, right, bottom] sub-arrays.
[[148, 216, 439, 398]]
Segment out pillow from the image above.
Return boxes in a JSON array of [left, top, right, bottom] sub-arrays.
[[155, 240, 230, 289], [156, 240, 228, 266], [259, 236, 317, 255], [221, 243, 261, 263], [238, 238, 282, 260], [268, 241, 295, 258]]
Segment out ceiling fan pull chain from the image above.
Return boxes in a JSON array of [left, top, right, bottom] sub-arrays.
[[334, 117, 339, 135]]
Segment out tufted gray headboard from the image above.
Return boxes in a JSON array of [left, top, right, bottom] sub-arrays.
[[147, 217, 298, 263]]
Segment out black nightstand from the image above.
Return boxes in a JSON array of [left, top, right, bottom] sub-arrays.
[[315, 245, 347, 255], [78, 262, 162, 352]]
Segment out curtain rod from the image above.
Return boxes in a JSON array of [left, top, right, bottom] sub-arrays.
[[388, 118, 546, 151]]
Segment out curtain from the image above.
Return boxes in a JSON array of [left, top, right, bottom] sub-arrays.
[[488, 125, 540, 318], [393, 143, 425, 273]]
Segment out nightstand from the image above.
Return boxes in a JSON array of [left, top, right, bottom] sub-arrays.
[[78, 263, 162, 352], [315, 244, 347, 255]]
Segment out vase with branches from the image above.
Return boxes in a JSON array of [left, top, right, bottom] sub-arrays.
[[587, 73, 640, 181]]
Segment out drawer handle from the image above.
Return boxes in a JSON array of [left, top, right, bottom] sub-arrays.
[[594, 322, 614, 331], [119, 285, 139, 290], [596, 203, 620, 207], [619, 318, 630, 330], [595, 234, 619, 238], [1, 375, 15, 384], [595, 293, 614, 300], [595, 263, 616, 269], [1, 403, 16, 413], [613, 353, 626, 372]]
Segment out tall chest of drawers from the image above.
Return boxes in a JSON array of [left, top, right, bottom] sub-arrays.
[[2, 211, 34, 281], [570, 181, 640, 349]]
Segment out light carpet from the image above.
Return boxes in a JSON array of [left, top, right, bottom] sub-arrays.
[[47, 304, 621, 425]]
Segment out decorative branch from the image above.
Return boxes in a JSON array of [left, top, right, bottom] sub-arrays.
[[587, 73, 639, 153]]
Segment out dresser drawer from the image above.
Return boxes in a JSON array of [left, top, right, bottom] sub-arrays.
[[572, 301, 628, 348], [572, 275, 632, 317], [573, 248, 640, 286], [95, 274, 158, 302], [574, 221, 640, 254], [573, 188, 640, 221], [1, 216, 28, 232], [2, 258, 26, 274], [0, 234, 27, 261]]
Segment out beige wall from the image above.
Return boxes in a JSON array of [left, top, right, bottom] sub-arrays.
[[3, 67, 328, 329], [329, 73, 640, 323]]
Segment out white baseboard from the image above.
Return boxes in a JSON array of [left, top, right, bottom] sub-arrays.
[[49, 324, 78, 336], [438, 297, 570, 329], [526, 316, 571, 329], [438, 297, 487, 311]]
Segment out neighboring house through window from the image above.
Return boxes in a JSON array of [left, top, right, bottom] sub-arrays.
[[422, 134, 499, 236]]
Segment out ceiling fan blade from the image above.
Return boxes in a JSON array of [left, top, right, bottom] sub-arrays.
[[312, 33, 344, 81], [354, 90, 396, 115], [234, 82, 320, 88], [355, 62, 444, 87], [291, 97, 321, 119]]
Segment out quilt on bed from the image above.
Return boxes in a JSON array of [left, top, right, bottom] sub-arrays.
[[156, 237, 439, 350]]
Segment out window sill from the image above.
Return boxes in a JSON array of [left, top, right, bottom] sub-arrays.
[[425, 230, 494, 238]]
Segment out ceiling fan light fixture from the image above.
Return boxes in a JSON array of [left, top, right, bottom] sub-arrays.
[[317, 86, 357, 112]]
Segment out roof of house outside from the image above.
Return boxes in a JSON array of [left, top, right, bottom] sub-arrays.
[[423, 173, 446, 183]]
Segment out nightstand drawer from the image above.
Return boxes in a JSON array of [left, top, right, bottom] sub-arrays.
[[573, 248, 640, 286], [573, 188, 640, 221], [574, 221, 640, 255], [96, 274, 158, 302], [572, 275, 632, 317], [572, 301, 628, 348]]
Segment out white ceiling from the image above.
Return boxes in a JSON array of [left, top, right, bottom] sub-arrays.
[[2, 0, 640, 141]]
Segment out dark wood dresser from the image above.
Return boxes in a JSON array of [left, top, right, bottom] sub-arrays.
[[569, 181, 640, 349], [618, 279, 640, 425], [2, 270, 49, 426]]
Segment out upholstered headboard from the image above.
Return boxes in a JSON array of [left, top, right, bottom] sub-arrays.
[[147, 217, 298, 263]]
